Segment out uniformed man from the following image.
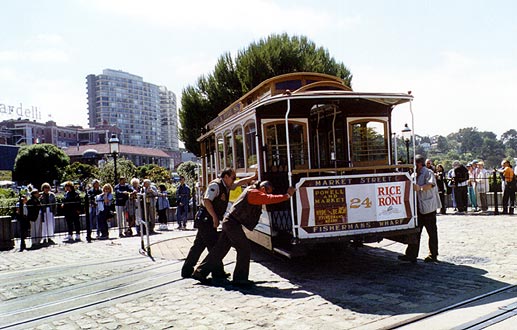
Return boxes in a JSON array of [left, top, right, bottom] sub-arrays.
[[192, 181, 295, 286], [181, 168, 256, 278]]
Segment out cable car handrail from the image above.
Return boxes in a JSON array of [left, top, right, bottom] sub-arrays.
[[291, 164, 413, 175]]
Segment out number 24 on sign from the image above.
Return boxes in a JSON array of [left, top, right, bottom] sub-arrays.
[[349, 197, 372, 209]]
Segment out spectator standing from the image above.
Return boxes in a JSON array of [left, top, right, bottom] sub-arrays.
[[175, 176, 190, 230], [96, 184, 114, 239], [447, 168, 457, 211], [192, 181, 295, 286], [435, 164, 447, 214], [40, 182, 57, 245], [476, 161, 489, 212], [86, 179, 102, 241], [499, 160, 515, 214], [157, 184, 170, 230], [126, 178, 141, 236], [142, 179, 158, 234], [62, 181, 82, 242], [398, 155, 441, 263], [425, 158, 435, 172], [27, 189, 42, 249], [452, 161, 469, 213], [16, 194, 29, 251], [114, 177, 134, 238], [467, 163, 479, 212]]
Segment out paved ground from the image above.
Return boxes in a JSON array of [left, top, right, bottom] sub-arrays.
[[1, 214, 516, 329]]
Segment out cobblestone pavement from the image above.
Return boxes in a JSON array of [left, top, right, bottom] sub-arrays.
[[1, 215, 516, 329]]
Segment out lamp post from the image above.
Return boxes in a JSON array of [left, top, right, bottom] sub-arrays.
[[392, 132, 398, 165], [108, 134, 120, 186], [401, 123, 412, 164]]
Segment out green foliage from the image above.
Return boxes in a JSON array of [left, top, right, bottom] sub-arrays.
[[98, 158, 137, 186], [236, 34, 352, 91], [399, 127, 517, 170], [0, 188, 16, 216], [62, 162, 100, 185], [0, 170, 12, 181], [13, 144, 70, 188], [135, 164, 171, 183], [177, 161, 199, 190], [180, 33, 352, 155]]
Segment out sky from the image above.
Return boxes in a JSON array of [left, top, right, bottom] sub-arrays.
[[1, 0, 516, 139]]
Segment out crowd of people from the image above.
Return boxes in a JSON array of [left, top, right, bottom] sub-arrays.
[[15, 176, 191, 252], [397, 155, 516, 266], [426, 158, 515, 215], [12, 159, 515, 285]]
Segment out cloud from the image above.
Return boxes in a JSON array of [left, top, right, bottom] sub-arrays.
[[350, 50, 517, 138], [88, 0, 359, 37], [0, 49, 69, 63], [0, 33, 69, 63], [439, 51, 478, 71], [0, 51, 19, 61], [26, 33, 65, 46]]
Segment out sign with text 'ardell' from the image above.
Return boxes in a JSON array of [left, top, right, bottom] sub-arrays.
[[296, 172, 415, 237], [0, 101, 42, 121]]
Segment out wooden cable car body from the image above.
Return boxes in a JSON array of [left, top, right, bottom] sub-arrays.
[[198, 72, 418, 257]]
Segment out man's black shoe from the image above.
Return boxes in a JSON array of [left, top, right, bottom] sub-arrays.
[[212, 277, 230, 287], [424, 256, 438, 263], [398, 255, 417, 263], [191, 271, 211, 284], [231, 279, 255, 287]]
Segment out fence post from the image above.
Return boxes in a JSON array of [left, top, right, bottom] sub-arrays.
[[492, 169, 499, 215]]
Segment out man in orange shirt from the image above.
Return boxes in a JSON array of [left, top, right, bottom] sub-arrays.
[[499, 160, 515, 214], [193, 181, 295, 286]]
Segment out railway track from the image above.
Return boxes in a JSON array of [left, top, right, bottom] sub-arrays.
[[382, 284, 517, 329], [0, 258, 188, 329]]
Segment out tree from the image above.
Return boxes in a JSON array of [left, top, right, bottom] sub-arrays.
[[13, 144, 70, 188], [136, 164, 171, 183], [436, 136, 450, 153], [98, 158, 137, 186], [501, 129, 517, 152], [177, 161, 199, 189], [62, 162, 100, 185], [449, 127, 485, 156], [179, 33, 353, 155]]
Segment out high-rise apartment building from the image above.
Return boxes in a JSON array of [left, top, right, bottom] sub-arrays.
[[86, 69, 178, 150], [160, 86, 179, 151]]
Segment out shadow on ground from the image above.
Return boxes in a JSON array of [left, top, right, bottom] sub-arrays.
[[246, 243, 512, 316]]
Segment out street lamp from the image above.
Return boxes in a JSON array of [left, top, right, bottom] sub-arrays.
[[401, 123, 412, 164], [108, 134, 120, 186]]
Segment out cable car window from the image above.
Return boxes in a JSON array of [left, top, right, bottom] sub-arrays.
[[224, 131, 233, 168], [217, 134, 224, 169], [244, 121, 257, 168], [233, 126, 244, 169], [349, 120, 388, 165], [264, 121, 307, 172]]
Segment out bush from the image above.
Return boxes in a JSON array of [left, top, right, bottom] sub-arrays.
[[0, 188, 17, 217]]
